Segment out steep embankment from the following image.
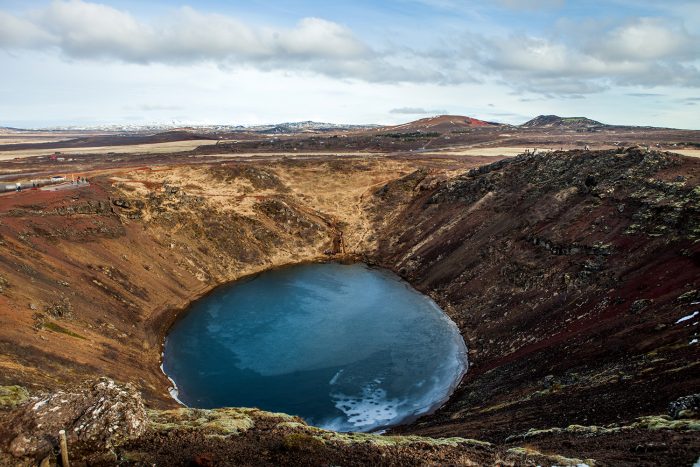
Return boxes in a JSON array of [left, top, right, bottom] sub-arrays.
[[371, 148, 700, 462], [0, 156, 478, 405], [0, 165, 332, 404]]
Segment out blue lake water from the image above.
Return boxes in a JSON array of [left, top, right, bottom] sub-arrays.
[[162, 263, 467, 432]]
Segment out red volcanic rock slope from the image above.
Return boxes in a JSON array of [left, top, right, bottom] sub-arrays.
[[383, 115, 500, 133], [373, 148, 700, 464]]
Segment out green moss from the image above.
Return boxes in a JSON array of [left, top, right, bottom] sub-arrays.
[[282, 433, 325, 451], [238, 407, 301, 421], [318, 430, 491, 448], [171, 407, 493, 450], [507, 414, 700, 444], [0, 385, 29, 408], [148, 408, 255, 436], [43, 321, 86, 340], [0, 274, 9, 294], [202, 414, 254, 434], [634, 416, 700, 431], [506, 447, 534, 455], [276, 421, 309, 430], [508, 424, 614, 442], [505, 447, 594, 466]]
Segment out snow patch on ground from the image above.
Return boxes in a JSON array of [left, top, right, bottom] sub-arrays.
[[32, 399, 48, 411], [160, 358, 186, 407], [676, 311, 699, 324]]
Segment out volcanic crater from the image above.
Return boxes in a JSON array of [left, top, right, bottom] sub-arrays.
[[0, 145, 699, 465]]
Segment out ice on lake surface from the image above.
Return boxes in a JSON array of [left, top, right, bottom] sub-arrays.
[[163, 263, 467, 432]]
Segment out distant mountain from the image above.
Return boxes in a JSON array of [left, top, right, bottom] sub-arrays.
[[10, 123, 247, 133], [0, 130, 223, 152], [7, 121, 378, 135], [248, 121, 379, 134], [383, 115, 501, 133], [0, 126, 30, 133], [521, 115, 605, 129]]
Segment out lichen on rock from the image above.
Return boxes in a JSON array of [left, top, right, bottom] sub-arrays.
[[0, 386, 28, 409], [0, 378, 146, 462]]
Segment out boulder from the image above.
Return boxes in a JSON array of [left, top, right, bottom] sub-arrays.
[[669, 394, 700, 419], [0, 378, 147, 462]]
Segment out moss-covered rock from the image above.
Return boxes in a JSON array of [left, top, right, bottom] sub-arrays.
[[148, 407, 257, 436], [0, 386, 29, 408]]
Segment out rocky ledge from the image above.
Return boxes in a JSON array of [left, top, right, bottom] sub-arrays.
[[0, 380, 598, 466]]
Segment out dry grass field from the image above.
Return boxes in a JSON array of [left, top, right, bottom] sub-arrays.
[[0, 139, 221, 160]]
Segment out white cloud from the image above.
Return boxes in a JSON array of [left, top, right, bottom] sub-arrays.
[[29, 1, 369, 63], [390, 107, 447, 114], [480, 35, 648, 77], [0, 0, 426, 83], [588, 18, 694, 61], [0, 0, 699, 112], [274, 17, 369, 58], [0, 11, 54, 47], [458, 16, 700, 96]]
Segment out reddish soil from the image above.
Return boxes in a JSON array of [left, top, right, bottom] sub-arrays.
[[372, 149, 700, 465], [383, 115, 499, 132]]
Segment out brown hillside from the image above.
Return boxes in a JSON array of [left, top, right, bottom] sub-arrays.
[[383, 115, 500, 133]]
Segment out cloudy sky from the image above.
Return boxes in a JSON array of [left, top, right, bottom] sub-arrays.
[[1, 0, 699, 128]]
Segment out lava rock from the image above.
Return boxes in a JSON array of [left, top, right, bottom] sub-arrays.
[[668, 394, 700, 419], [163, 184, 180, 196], [0, 378, 147, 462], [629, 299, 654, 314], [676, 290, 699, 303], [112, 198, 131, 209]]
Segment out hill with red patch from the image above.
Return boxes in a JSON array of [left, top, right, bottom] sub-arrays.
[[383, 115, 501, 133]]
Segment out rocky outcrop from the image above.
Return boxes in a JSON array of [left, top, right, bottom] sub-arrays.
[[0, 380, 596, 466], [669, 394, 700, 420], [208, 165, 288, 191], [0, 379, 146, 464], [521, 115, 605, 130]]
